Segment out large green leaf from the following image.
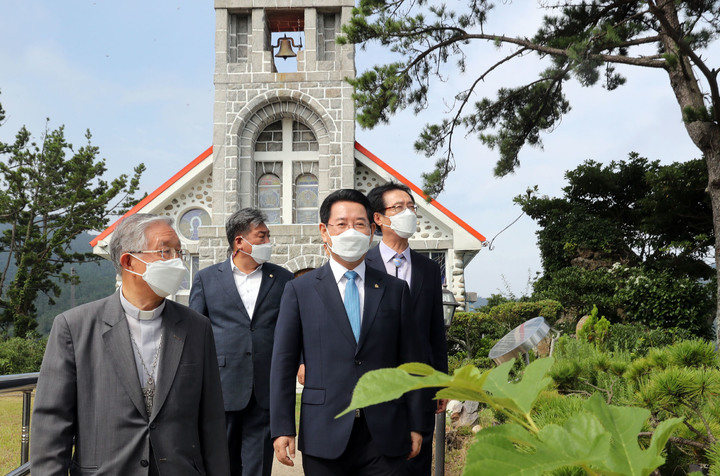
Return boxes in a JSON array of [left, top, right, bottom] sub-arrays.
[[463, 395, 682, 476], [484, 357, 555, 416], [464, 417, 611, 476], [337, 362, 491, 418], [583, 393, 683, 475], [336, 366, 454, 418]]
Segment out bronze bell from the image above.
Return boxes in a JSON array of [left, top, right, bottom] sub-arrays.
[[274, 35, 302, 60]]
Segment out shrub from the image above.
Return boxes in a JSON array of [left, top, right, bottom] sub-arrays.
[[0, 337, 47, 374], [614, 268, 714, 337], [485, 299, 564, 331]]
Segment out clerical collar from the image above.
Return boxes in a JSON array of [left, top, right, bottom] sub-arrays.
[[119, 287, 165, 321]]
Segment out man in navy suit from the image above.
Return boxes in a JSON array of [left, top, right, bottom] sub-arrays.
[[190, 208, 293, 476], [270, 189, 424, 475], [366, 182, 449, 476]]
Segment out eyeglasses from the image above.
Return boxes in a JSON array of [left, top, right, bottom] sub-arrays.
[[127, 249, 188, 261], [384, 204, 417, 214], [325, 222, 371, 233]]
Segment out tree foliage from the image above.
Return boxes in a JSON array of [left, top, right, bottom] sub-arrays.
[[514, 155, 715, 333], [517, 154, 713, 278], [341, 0, 719, 195], [0, 97, 145, 337]]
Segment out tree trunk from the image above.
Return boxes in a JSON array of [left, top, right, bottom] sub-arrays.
[[655, 2, 720, 347]]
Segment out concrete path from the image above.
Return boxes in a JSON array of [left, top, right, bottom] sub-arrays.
[[271, 452, 304, 475]]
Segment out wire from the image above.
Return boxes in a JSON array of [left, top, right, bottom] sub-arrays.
[[483, 210, 526, 251]]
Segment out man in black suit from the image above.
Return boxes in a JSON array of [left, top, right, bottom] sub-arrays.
[[190, 208, 293, 476], [270, 189, 424, 475], [366, 182, 449, 476]]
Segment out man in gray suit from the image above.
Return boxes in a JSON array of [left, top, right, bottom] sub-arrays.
[[190, 208, 293, 476], [30, 213, 230, 475]]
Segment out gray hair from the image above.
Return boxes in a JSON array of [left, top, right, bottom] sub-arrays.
[[108, 214, 174, 273], [225, 208, 267, 246]]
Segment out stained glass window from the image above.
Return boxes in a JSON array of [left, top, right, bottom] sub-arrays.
[[258, 173, 282, 223], [178, 208, 211, 241], [295, 173, 318, 224]]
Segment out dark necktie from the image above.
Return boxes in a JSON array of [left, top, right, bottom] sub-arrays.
[[344, 270, 361, 342]]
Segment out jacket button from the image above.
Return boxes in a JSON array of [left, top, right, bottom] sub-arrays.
[[140, 460, 149, 467], [355, 360, 362, 366], [246, 352, 252, 356], [149, 422, 156, 429]]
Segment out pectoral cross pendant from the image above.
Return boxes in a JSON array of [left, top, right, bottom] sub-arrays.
[[143, 377, 155, 416]]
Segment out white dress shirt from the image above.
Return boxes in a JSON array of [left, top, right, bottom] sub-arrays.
[[328, 257, 366, 322], [231, 259, 263, 320], [378, 241, 412, 288], [120, 288, 165, 387]]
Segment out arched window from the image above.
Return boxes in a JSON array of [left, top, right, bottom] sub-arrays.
[[258, 173, 282, 223], [295, 173, 318, 224]]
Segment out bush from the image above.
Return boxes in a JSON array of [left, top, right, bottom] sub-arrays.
[[485, 299, 564, 331], [0, 337, 47, 374], [605, 322, 695, 356], [615, 268, 715, 337]]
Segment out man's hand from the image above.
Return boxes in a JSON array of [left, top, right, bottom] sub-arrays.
[[407, 431, 422, 460], [273, 436, 296, 467], [297, 364, 306, 386], [436, 398, 448, 414]]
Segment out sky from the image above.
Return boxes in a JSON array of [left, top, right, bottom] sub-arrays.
[[0, 1, 715, 300]]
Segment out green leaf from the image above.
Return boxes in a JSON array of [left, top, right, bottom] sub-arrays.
[[464, 419, 611, 476], [484, 357, 554, 416], [336, 366, 453, 418], [583, 393, 683, 475]]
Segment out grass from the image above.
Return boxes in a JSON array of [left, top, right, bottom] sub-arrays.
[[0, 393, 27, 475]]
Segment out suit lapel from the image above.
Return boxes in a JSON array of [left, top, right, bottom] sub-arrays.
[[252, 265, 276, 320], [314, 263, 357, 348], [151, 302, 187, 422], [219, 259, 251, 322], [357, 267, 385, 353], [102, 292, 147, 419]]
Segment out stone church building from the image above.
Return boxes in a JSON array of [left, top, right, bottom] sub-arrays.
[[91, 0, 486, 307]]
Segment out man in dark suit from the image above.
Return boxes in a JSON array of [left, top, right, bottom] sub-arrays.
[[190, 208, 293, 476], [270, 188, 424, 475], [31, 213, 230, 475], [366, 182, 449, 476]]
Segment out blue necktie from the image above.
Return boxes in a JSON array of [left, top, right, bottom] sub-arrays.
[[392, 253, 405, 278], [344, 270, 361, 342]]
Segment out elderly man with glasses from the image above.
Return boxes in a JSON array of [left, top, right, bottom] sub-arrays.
[[31, 213, 230, 475]]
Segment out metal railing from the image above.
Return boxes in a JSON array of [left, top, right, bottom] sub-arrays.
[[0, 372, 38, 476]]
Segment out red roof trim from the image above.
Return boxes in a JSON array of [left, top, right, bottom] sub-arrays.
[[90, 146, 214, 247], [354, 141, 486, 242]]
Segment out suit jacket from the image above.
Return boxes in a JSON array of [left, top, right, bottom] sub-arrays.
[[270, 262, 425, 460], [189, 260, 293, 411], [30, 291, 230, 476], [366, 246, 448, 418]]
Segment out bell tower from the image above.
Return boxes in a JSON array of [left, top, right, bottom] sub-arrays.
[[202, 0, 356, 270]]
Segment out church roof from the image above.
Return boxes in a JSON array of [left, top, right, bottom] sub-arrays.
[[91, 143, 485, 247]]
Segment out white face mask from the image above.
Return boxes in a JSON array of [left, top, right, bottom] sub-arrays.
[[326, 228, 372, 262], [235, 237, 273, 264], [126, 255, 188, 298], [384, 208, 417, 239]]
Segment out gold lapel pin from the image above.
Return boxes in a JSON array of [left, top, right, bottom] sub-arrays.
[[374, 284, 379, 288], [270, 274, 274, 278]]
